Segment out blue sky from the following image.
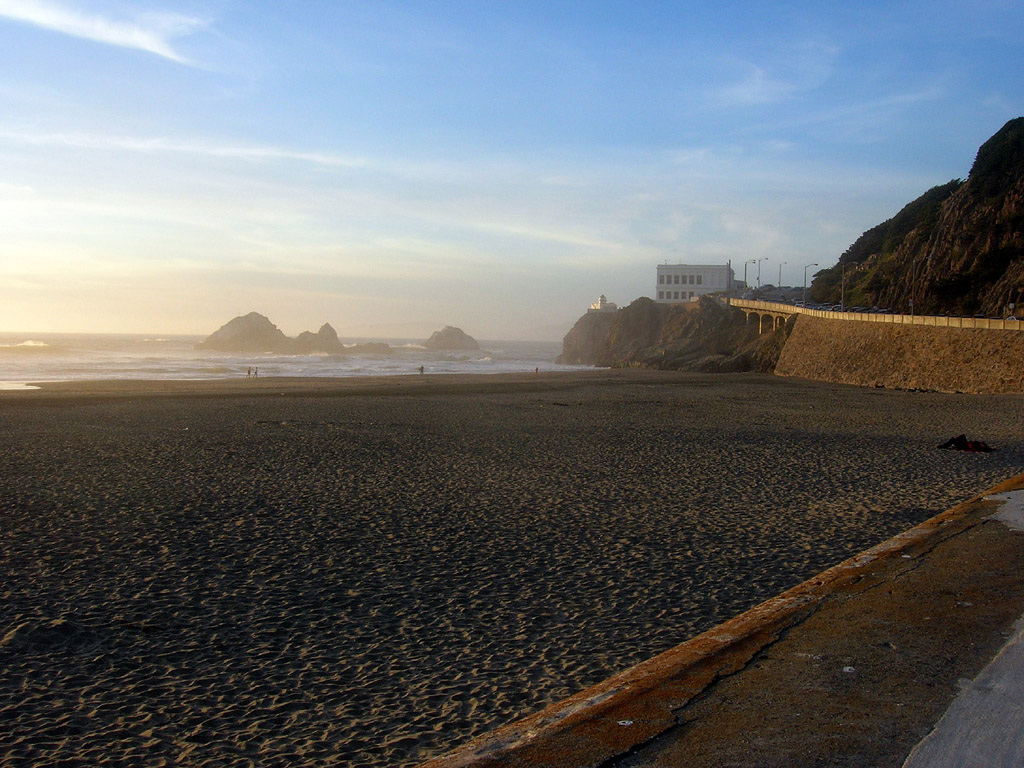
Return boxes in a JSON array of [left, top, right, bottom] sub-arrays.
[[1, 1, 1022, 339]]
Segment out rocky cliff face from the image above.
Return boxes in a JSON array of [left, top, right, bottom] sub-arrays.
[[558, 297, 780, 372], [557, 311, 618, 365], [812, 117, 1024, 317]]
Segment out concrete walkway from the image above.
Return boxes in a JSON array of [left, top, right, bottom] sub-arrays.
[[418, 476, 1024, 768], [902, 490, 1024, 768]]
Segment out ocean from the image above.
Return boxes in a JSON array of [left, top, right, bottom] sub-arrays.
[[0, 333, 574, 389]]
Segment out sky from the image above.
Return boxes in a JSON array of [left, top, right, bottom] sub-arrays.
[[1, 1, 1022, 340]]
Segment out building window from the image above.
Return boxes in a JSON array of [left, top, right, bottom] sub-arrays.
[[673, 275, 680, 284], [697, 275, 703, 285], [657, 291, 663, 299], [689, 291, 694, 299], [658, 275, 664, 284], [689, 275, 695, 284]]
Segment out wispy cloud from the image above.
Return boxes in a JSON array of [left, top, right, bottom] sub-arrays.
[[745, 84, 947, 140], [0, 0, 208, 63], [715, 40, 839, 107], [0, 130, 370, 167]]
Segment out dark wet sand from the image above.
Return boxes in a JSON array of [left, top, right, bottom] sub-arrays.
[[2, 370, 1023, 767]]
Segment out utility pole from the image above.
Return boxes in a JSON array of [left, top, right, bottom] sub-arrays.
[[803, 263, 818, 305], [841, 264, 846, 312], [778, 261, 787, 288]]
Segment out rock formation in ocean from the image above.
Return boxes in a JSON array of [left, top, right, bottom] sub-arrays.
[[195, 312, 292, 353], [292, 323, 344, 354], [424, 326, 479, 350], [196, 314, 389, 354], [810, 117, 1024, 317], [558, 296, 780, 372]]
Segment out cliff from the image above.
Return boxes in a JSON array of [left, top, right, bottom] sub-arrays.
[[558, 297, 782, 373], [811, 117, 1024, 317]]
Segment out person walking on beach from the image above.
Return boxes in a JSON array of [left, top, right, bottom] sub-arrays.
[[254, 367, 258, 378], [419, 365, 424, 374], [247, 367, 252, 378]]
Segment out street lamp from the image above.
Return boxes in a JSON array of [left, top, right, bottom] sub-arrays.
[[743, 259, 756, 296], [841, 264, 847, 312], [803, 263, 818, 305], [778, 261, 787, 288], [756, 257, 767, 289]]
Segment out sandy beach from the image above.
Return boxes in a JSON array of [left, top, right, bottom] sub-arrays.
[[2, 370, 1023, 767]]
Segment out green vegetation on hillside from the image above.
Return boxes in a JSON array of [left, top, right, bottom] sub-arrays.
[[809, 117, 1024, 316]]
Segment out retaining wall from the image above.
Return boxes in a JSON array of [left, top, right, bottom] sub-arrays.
[[774, 315, 1024, 394]]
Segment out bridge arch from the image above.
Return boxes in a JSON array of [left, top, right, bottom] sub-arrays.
[[741, 308, 792, 334]]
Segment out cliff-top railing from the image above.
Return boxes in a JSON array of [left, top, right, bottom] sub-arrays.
[[729, 298, 1024, 331]]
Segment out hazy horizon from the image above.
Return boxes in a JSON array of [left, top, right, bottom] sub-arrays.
[[0, 325, 569, 343], [2, 1, 1022, 340]]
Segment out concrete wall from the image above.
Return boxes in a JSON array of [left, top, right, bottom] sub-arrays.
[[774, 315, 1024, 394]]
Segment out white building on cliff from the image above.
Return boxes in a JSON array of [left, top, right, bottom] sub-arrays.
[[655, 262, 735, 303], [588, 295, 618, 313]]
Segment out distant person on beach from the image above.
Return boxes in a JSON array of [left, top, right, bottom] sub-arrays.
[[254, 367, 258, 378], [247, 367, 251, 378], [419, 365, 424, 374]]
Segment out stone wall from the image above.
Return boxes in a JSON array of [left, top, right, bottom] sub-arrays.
[[774, 315, 1024, 394]]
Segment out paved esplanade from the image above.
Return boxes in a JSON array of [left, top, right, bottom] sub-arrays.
[[901, 490, 1024, 768]]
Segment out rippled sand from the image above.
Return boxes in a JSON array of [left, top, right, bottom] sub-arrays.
[[2, 371, 1023, 767]]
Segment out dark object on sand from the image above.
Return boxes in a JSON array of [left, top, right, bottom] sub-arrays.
[[938, 434, 994, 452]]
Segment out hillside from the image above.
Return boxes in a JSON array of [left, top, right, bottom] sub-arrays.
[[811, 117, 1024, 316]]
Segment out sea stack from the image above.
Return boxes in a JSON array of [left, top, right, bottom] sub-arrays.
[[424, 326, 479, 350], [293, 323, 344, 354], [196, 314, 356, 354], [195, 312, 291, 353]]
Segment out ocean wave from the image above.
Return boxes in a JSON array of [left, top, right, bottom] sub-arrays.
[[0, 335, 566, 381], [0, 340, 56, 354]]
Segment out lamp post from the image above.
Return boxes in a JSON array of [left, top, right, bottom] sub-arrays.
[[756, 257, 767, 289], [743, 259, 756, 296], [803, 263, 818, 305], [841, 264, 846, 312], [778, 261, 787, 288]]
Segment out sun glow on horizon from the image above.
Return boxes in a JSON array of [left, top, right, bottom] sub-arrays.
[[1, 1, 1022, 338]]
